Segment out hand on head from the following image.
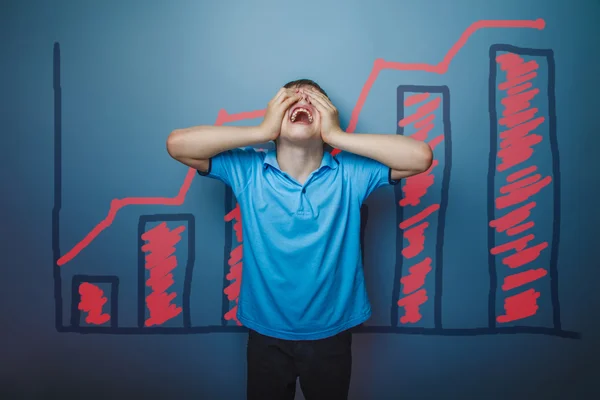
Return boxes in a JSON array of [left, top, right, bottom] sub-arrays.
[[259, 88, 303, 141], [303, 87, 342, 143]]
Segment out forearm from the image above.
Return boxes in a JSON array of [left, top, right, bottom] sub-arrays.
[[166, 125, 266, 160], [326, 129, 433, 173]]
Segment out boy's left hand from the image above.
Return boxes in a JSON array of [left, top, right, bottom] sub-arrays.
[[305, 87, 344, 143]]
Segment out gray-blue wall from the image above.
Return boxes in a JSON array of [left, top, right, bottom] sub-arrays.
[[2, 0, 599, 398]]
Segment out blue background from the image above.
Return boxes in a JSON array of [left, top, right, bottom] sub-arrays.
[[2, 0, 599, 398]]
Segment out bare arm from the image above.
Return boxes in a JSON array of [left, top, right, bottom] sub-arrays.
[[304, 87, 433, 180], [326, 130, 433, 180], [166, 125, 266, 172], [167, 88, 302, 172]]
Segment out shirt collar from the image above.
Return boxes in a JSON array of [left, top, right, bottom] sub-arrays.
[[263, 149, 339, 171]]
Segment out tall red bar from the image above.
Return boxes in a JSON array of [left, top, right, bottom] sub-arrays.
[[393, 85, 451, 329], [488, 45, 560, 329]]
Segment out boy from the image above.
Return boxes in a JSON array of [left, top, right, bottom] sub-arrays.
[[166, 79, 432, 399]]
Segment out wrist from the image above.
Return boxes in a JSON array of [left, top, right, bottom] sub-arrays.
[[255, 124, 277, 142], [323, 128, 346, 146]]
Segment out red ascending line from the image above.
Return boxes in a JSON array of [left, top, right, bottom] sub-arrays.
[[57, 19, 545, 266]]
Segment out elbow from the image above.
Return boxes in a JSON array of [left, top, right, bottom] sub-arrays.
[[166, 129, 183, 159], [416, 142, 433, 173]]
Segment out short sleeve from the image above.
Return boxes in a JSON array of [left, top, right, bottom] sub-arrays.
[[335, 151, 400, 203], [197, 147, 260, 196]]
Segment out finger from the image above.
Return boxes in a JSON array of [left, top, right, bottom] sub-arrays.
[[277, 88, 299, 104], [281, 93, 302, 108], [305, 88, 330, 105], [271, 87, 287, 103], [307, 89, 334, 110], [306, 87, 331, 103], [305, 86, 325, 98], [273, 88, 297, 104], [307, 92, 331, 113]]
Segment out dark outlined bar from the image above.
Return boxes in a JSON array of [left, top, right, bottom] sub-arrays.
[[70, 275, 119, 329], [392, 85, 451, 329], [138, 214, 195, 330], [222, 187, 236, 325], [488, 44, 560, 330]]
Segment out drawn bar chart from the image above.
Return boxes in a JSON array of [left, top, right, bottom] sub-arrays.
[[52, 22, 580, 337]]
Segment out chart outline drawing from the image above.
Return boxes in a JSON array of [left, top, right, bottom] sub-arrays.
[[52, 19, 580, 339]]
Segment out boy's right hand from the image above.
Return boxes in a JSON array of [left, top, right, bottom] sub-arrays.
[[258, 88, 302, 141]]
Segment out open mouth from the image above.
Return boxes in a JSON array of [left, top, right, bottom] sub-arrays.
[[290, 107, 314, 124]]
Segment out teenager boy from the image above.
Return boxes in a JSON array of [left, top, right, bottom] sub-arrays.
[[167, 79, 432, 399]]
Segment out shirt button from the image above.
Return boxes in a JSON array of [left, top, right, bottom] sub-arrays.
[[302, 188, 306, 193]]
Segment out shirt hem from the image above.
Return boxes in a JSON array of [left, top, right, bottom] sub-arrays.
[[237, 308, 371, 340]]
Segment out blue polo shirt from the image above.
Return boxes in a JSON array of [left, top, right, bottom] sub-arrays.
[[198, 146, 399, 340]]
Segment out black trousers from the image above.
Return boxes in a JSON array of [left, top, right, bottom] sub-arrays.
[[246, 328, 353, 400]]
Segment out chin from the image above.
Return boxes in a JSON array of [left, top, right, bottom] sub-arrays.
[[282, 122, 317, 137], [280, 130, 321, 146]]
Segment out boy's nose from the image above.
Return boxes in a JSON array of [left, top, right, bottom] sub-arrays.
[[297, 90, 310, 103]]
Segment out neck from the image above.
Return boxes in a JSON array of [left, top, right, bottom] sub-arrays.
[[275, 141, 324, 184]]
